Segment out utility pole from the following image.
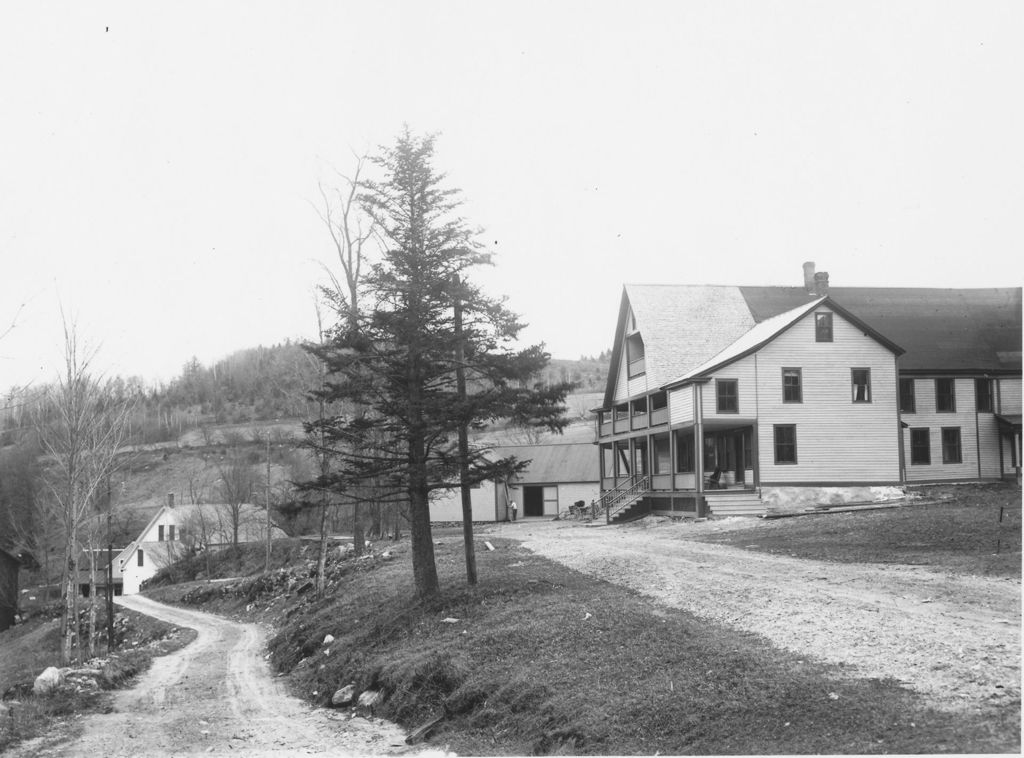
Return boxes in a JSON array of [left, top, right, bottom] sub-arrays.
[[453, 274, 477, 584], [265, 434, 272, 573]]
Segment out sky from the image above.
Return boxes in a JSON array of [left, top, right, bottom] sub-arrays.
[[1, 1, 1021, 393]]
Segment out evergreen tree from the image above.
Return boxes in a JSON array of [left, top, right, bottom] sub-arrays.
[[305, 130, 570, 598]]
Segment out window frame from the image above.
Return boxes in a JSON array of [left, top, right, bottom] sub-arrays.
[[851, 368, 872, 403], [158, 525, 164, 542], [773, 424, 798, 465], [899, 378, 916, 413], [626, 332, 646, 378], [782, 368, 802, 403], [716, 379, 738, 414], [815, 312, 833, 342], [137, 549, 144, 567], [941, 427, 963, 464], [675, 431, 695, 473], [935, 378, 956, 413], [910, 428, 931, 465], [975, 378, 993, 412]]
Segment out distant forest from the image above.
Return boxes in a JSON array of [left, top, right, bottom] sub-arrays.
[[1, 343, 610, 447]]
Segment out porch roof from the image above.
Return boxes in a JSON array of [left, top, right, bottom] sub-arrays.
[[668, 417, 758, 431], [995, 414, 1022, 432]]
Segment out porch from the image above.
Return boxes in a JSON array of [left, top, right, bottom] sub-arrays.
[[598, 421, 763, 521], [599, 421, 758, 495]]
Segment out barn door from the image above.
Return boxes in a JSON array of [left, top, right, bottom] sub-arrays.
[[523, 486, 545, 517]]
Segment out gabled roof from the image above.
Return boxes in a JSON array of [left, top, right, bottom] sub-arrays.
[[602, 285, 755, 408], [490, 442, 598, 484], [740, 286, 1021, 373], [118, 502, 284, 565], [665, 296, 905, 388]]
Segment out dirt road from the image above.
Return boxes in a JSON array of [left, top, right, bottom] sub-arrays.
[[26, 595, 421, 757], [496, 518, 1021, 711]]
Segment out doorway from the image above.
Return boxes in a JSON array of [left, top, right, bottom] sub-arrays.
[[523, 486, 545, 517]]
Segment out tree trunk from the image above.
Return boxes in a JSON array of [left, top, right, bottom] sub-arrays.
[[316, 495, 329, 597], [87, 557, 97, 659], [408, 485, 439, 597]]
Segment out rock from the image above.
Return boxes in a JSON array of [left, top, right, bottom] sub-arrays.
[[441, 617, 459, 624], [33, 666, 64, 695], [357, 689, 383, 708], [323, 634, 334, 645], [331, 684, 357, 706]]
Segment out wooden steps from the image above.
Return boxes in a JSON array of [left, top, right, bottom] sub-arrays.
[[704, 490, 765, 517]]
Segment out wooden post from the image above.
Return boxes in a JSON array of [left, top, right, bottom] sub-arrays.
[[265, 435, 272, 573]]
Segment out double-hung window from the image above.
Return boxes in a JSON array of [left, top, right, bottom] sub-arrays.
[[851, 368, 871, 403], [936, 378, 956, 412], [910, 428, 930, 465], [975, 379, 993, 412], [941, 428, 962, 464], [899, 378, 915, 413], [717, 379, 738, 413], [774, 425, 797, 464], [782, 368, 802, 403]]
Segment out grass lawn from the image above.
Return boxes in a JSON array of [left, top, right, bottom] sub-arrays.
[[152, 534, 1019, 755], [0, 601, 195, 753], [694, 482, 1022, 576]]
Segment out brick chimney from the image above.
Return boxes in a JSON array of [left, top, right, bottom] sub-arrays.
[[814, 271, 830, 296], [168, 492, 175, 508], [803, 261, 816, 293]]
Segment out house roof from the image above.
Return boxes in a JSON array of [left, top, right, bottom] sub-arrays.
[[739, 286, 1022, 373], [602, 284, 1020, 406], [665, 296, 905, 388], [490, 442, 598, 484], [603, 285, 756, 408]]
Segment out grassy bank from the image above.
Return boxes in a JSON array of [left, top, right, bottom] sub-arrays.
[[696, 482, 1022, 577], [0, 602, 195, 753], [150, 533, 1019, 755]]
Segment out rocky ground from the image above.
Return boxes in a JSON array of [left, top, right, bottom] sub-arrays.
[[9, 596, 446, 758]]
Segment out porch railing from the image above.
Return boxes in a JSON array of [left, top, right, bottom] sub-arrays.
[[599, 474, 650, 524]]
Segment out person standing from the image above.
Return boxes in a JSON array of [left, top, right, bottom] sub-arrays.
[[510, 500, 518, 521]]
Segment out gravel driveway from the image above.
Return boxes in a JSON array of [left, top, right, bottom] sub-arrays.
[[15, 596, 424, 757], [493, 517, 1021, 712]]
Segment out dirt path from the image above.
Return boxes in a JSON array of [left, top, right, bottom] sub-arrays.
[[26, 595, 423, 757], [496, 519, 1021, 711]]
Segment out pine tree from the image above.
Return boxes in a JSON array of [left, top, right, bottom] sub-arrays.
[[305, 129, 570, 598]]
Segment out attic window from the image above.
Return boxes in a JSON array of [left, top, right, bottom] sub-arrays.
[[626, 333, 646, 377], [815, 313, 833, 342]]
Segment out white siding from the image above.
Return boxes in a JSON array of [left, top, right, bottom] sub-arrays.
[[1000, 377, 1022, 414], [430, 483, 498, 522], [753, 307, 900, 484], [702, 361, 757, 418], [978, 413, 1002, 478], [557, 482, 601, 510], [669, 386, 694, 425], [902, 377, 981, 481]]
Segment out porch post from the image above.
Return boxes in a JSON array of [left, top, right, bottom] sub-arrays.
[[695, 383, 705, 496]]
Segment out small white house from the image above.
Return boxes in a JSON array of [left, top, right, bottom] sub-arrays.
[[117, 494, 287, 594]]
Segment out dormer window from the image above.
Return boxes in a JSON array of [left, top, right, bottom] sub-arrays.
[[815, 313, 833, 342], [626, 332, 646, 378]]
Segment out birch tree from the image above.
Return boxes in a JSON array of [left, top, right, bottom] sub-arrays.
[[36, 321, 133, 664]]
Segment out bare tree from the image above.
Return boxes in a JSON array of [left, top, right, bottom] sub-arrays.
[[315, 157, 376, 558], [35, 320, 133, 664], [214, 455, 256, 547]]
